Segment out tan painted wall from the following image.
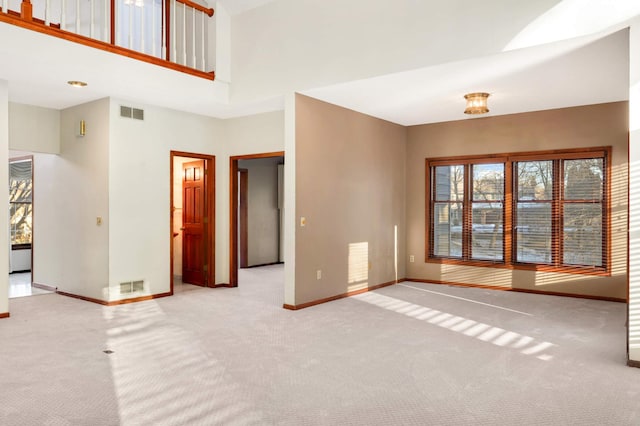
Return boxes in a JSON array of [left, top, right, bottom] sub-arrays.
[[406, 102, 629, 300], [295, 95, 406, 306]]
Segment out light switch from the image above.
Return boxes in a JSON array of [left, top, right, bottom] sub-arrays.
[[96, 217, 102, 226], [300, 217, 306, 227]]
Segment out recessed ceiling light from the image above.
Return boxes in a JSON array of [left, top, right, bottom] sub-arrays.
[[67, 80, 87, 88]]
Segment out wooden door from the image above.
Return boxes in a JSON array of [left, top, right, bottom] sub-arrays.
[[182, 160, 207, 286]]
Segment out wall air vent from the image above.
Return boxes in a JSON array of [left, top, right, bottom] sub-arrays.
[[120, 105, 145, 120], [132, 108, 144, 120], [120, 280, 145, 294], [120, 106, 132, 118], [132, 280, 144, 292]]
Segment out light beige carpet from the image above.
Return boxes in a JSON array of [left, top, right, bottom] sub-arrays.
[[1, 264, 638, 425]]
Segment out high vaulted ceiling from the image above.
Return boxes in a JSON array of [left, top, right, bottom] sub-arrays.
[[0, 2, 632, 126]]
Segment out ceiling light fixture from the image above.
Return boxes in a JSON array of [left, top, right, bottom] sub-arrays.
[[464, 92, 490, 114], [67, 80, 87, 88]]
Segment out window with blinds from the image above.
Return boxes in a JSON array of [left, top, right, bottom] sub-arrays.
[[426, 148, 609, 274], [432, 165, 464, 258], [515, 160, 553, 264], [9, 158, 33, 247]]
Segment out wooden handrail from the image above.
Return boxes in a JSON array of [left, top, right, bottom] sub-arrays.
[[4, 8, 60, 28], [176, 0, 214, 17], [0, 12, 215, 81], [2, 0, 215, 78]]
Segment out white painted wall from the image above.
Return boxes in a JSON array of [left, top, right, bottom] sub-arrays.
[[34, 98, 110, 300], [224, 110, 285, 284], [8, 103, 60, 154], [214, 1, 231, 83], [108, 99, 226, 299], [12, 101, 282, 302], [10, 249, 31, 272], [628, 19, 640, 364], [225, 110, 284, 155], [238, 157, 282, 266], [230, 0, 561, 103], [0, 81, 9, 315]]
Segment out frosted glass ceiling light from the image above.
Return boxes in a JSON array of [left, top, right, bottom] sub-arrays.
[[464, 92, 490, 114]]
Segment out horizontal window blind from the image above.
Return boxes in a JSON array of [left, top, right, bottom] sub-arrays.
[[426, 147, 609, 274]]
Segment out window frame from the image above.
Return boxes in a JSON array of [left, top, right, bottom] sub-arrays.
[[9, 156, 33, 250], [425, 147, 611, 276]]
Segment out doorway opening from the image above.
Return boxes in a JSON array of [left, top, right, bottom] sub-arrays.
[[170, 151, 216, 294], [230, 151, 285, 287], [8, 154, 47, 298]]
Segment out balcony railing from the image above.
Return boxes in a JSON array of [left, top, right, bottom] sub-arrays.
[[0, 0, 215, 79]]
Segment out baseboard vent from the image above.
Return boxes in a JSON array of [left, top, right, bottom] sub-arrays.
[[120, 105, 144, 120], [120, 280, 145, 294]]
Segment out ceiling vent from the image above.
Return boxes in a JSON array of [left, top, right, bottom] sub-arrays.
[[120, 105, 144, 120]]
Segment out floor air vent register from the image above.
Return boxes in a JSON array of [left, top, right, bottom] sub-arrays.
[[120, 280, 144, 294]]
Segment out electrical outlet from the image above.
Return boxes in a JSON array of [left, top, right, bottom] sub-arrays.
[[316, 270, 322, 280], [410, 255, 415, 263]]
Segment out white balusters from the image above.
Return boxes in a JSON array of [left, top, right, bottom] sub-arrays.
[[128, 0, 133, 49], [61, 0, 66, 30], [162, 0, 166, 59], [75, 0, 80, 34], [105, 0, 109, 42], [151, 0, 156, 57], [139, 0, 144, 53], [45, 0, 50, 26], [181, 2, 186, 65], [90, 0, 95, 39], [200, 11, 205, 71], [172, 0, 176, 63], [4, 0, 213, 72], [191, 6, 195, 68]]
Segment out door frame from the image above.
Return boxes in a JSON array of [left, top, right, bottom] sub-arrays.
[[229, 151, 285, 287], [238, 168, 249, 269], [170, 151, 216, 293]]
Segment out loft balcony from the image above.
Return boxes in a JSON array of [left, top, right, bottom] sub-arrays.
[[0, 0, 215, 80]]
